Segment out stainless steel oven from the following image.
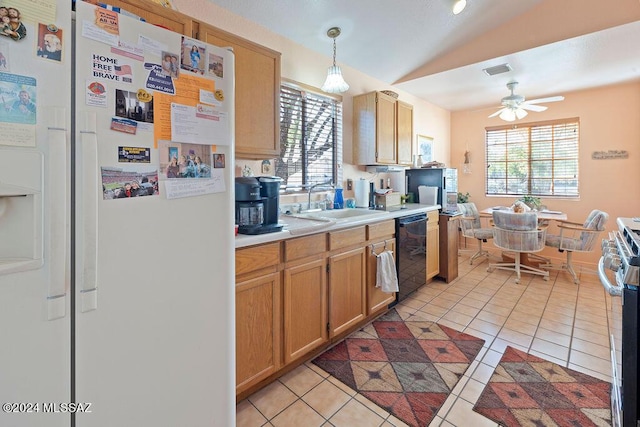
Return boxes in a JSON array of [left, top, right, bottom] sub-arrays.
[[599, 217, 640, 427], [393, 213, 428, 303]]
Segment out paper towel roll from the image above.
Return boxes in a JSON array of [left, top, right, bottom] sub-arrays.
[[354, 179, 369, 208]]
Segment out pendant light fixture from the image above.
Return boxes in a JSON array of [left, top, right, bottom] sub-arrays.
[[321, 27, 349, 94], [452, 0, 467, 14]]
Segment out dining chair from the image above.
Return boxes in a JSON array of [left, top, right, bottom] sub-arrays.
[[457, 203, 494, 265], [540, 209, 609, 284], [488, 210, 549, 283]]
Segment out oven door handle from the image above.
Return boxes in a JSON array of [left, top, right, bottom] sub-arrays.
[[598, 257, 623, 296]]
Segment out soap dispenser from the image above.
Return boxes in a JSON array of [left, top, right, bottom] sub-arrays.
[[333, 187, 344, 209]]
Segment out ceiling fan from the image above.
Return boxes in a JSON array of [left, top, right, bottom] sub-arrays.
[[488, 81, 564, 121]]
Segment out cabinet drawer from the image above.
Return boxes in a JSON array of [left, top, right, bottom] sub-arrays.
[[367, 220, 395, 241], [329, 226, 366, 251], [236, 242, 280, 276], [284, 233, 327, 262]]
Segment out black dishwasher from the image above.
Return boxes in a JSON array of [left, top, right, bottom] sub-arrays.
[[393, 213, 427, 303]]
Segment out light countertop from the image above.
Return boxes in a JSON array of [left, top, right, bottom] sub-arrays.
[[235, 204, 440, 248]]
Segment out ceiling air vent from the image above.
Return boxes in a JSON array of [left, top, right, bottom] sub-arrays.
[[483, 63, 512, 76]]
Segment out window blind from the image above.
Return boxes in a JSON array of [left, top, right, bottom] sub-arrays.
[[486, 118, 579, 197], [276, 84, 342, 191]]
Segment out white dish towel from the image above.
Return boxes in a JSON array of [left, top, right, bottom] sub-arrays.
[[376, 250, 399, 293]]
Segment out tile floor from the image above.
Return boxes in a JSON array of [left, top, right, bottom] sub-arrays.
[[236, 249, 620, 427]]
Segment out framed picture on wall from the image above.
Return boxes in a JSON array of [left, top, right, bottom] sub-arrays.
[[417, 135, 434, 162]]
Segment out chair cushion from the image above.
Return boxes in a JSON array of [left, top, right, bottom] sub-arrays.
[[492, 211, 544, 252], [546, 234, 582, 251], [458, 203, 481, 228], [583, 210, 608, 231], [470, 228, 494, 240], [492, 211, 538, 231]]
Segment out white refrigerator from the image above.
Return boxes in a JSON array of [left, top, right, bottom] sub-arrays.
[[0, 2, 234, 426]]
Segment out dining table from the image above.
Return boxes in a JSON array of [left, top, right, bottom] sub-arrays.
[[480, 206, 567, 222], [480, 206, 568, 267]]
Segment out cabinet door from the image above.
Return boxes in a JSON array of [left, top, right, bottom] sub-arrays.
[[375, 93, 397, 164], [367, 239, 397, 315], [98, 0, 194, 34], [329, 247, 366, 337], [396, 101, 413, 166], [283, 258, 328, 364], [426, 212, 440, 280], [199, 25, 281, 159], [236, 272, 281, 395]]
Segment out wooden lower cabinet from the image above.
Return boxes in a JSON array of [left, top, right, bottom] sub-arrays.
[[426, 210, 440, 280], [329, 247, 366, 337], [235, 218, 404, 397], [235, 272, 281, 395], [283, 258, 328, 364], [367, 239, 397, 314]]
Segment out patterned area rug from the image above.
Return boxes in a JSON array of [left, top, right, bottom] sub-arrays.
[[473, 346, 612, 426], [312, 309, 485, 427]]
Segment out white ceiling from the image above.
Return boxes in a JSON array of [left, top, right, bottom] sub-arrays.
[[203, 0, 640, 112]]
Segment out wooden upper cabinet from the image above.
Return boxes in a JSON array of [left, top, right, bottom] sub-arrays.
[[93, 0, 195, 35], [198, 24, 281, 159], [353, 91, 401, 165], [396, 101, 413, 166]]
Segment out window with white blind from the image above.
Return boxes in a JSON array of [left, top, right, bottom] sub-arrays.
[[275, 83, 342, 192], [486, 118, 580, 197]]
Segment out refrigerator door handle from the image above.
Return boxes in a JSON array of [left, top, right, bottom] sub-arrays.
[[46, 107, 68, 321], [78, 112, 99, 312]]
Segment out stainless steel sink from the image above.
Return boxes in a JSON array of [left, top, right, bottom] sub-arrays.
[[281, 208, 390, 236], [295, 208, 389, 221]]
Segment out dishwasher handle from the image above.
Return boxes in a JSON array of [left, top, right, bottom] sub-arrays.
[[398, 214, 427, 226]]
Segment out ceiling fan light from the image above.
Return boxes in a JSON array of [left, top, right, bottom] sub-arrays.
[[322, 65, 350, 93], [499, 109, 516, 122], [452, 0, 467, 15], [515, 108, 528, 119]]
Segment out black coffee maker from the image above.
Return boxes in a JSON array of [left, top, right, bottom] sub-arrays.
[[235, 176, 283, 235]]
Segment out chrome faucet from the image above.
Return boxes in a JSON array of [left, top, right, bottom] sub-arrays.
[[307, 180, 333, 211]]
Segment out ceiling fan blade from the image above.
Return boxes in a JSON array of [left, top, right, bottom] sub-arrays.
[[526, 95, 565, 105], [520, 104, 547, 112], [488, 108, 505, 118]]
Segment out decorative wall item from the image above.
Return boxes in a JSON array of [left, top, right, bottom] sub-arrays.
[[417, 134, 433, 163], [463, 150, 471, 174], [592, 150, 628, 160]]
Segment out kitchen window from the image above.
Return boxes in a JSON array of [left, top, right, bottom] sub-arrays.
[[275, 82, 343, 192], [486, 118, 579, 198]]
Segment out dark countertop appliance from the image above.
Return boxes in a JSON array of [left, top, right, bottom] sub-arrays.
[[235, 176, 283, 235]]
